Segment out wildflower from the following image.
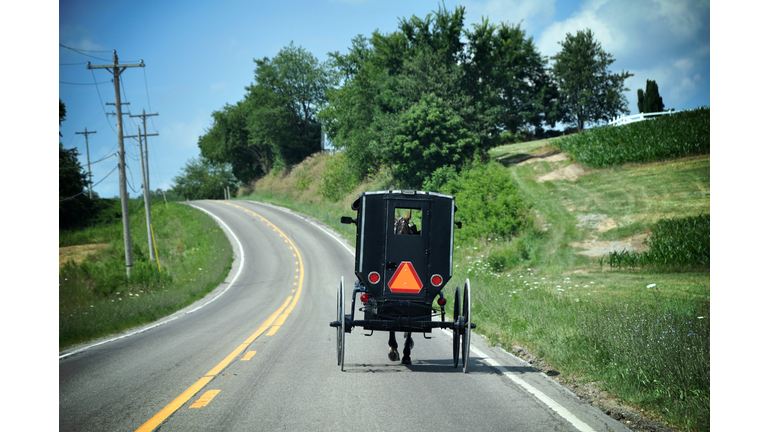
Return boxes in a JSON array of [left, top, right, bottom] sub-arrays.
[[575, 299, 580, 302], [90, 305, 93, 308], [527, 268, 531, 271], [119, 298, 122, 301], [697, 316, 705, 319], [556, 286, 561, 288], [646, 284, 656, 288], [199, 268, 202, 271], [557, 288, 565, 292]]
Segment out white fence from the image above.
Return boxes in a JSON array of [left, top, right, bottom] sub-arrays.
[[608, 110, 677, 127]]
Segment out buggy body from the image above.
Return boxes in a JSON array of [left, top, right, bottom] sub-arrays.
[[331, 190, 475, 371]]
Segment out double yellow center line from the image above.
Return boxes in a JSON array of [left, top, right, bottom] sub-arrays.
[[136, 203, 304, 432]]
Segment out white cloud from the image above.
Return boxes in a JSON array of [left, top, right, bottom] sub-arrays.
[[463, 0, 557, 34], [672, 73, 703, 102], [210, 81, 227, 92]]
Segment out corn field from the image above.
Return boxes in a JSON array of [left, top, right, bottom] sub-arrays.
[[555, 107, 710, 168]]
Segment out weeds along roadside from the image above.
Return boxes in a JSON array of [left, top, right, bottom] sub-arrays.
[[59, 199, 232, 349]]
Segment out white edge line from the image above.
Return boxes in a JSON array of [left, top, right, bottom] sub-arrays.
[[59, 203, 245, 360], [441, 329, 596, 432]]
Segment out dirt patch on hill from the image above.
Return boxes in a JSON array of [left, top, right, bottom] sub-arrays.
[[536, 161, 590, 182], [59, 244, 109, 268], [570, 233, 650, 257]]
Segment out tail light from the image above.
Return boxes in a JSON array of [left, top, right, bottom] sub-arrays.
[[437, 297, 447, 306], [360, 293, 370, 303], [430, 274, 443, 287], [368, 271, 381, 284]]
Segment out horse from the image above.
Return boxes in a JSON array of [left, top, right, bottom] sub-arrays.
[[389, 210, 415, 365]]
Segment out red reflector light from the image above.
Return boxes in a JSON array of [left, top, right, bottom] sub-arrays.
[[368, 272, 380, 284], [437, 297, 447, 306], [430, 274, 443, 287], [361, 293, 370, 303]]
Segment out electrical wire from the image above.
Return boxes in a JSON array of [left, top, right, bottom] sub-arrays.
[[59, 44, 113, 61], [60, 80, 112, 85], [59, 164, 118, 202]]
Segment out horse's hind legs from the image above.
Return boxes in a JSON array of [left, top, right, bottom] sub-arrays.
[[401, 332, 413, 365], [388, 331, 400, 362]]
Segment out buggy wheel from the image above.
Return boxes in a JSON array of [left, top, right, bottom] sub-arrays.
[[461, 279, 472, 373], [453, 286, 461, 368], [337, 277, 346, 371]]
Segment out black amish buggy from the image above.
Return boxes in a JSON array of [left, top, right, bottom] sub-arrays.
[[330, 190, 475, 372]]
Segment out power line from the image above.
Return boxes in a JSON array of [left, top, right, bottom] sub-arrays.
[[59, 164, 118, 202], [60, 44, 113, 61], [60, 80, 112, 85]]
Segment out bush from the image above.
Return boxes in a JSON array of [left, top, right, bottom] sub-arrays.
[[320, 152, 359, 202], [437, 161, 530, 244]]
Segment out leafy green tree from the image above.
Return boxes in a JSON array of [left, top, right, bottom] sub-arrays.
[[252, 42, 333, 164], [386, 92, 480, 188], [551, 29, 633, 130], [464, 19, 562, 136], [198, 101, 263, 183], [637, 79, 665, 113], [170, 157, 239, 200], [59, 99, 95, 229]]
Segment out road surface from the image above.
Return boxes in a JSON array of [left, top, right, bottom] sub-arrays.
[[59, 200, 629, 432]]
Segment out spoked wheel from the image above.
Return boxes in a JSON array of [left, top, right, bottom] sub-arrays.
[[452, 286, 461, 368], [461, 279, 472, 373], [336, 276, 345, 371]]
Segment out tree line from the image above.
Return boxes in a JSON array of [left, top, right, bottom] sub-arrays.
[[183, 5, 636, 194]]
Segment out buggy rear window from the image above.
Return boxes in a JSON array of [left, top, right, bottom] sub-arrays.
[[393, 208, 421, 235]]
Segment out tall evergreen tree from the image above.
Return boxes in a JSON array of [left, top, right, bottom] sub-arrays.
[[638, 79, 665, 113]]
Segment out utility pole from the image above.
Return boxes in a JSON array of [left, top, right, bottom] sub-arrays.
[[87, 51, 145, 278], [129, 110, 159, 259], [75, 128, 97, 199], [126, 122, 159, 262]]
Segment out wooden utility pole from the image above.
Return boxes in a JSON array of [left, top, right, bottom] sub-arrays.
[[129, 110, 159, 261], [87, 51, 145, 278], [75, 128, 97, 199]]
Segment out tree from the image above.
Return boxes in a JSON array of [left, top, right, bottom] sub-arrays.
[[637, 79, 665, 113], [551, 29, 633, 130], [385, 92, 480, 188], [59, 99, 95, 229], [252, 42, 333, 164], [464, 19, 563, 136], [170, 157, 239, 200]]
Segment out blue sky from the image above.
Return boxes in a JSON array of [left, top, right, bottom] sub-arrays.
[[57, 0, 711, 199]]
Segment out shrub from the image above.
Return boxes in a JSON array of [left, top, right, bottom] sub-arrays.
[[438, 161, 530, 244]]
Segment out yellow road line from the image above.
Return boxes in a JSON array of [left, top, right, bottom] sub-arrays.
[[189, 390, 220, 409], [136, 376, 213, 431], [136, 202, 305, 431], [241, 351, 257, 361]]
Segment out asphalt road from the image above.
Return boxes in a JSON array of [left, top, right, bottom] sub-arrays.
[[59, 200, 630, 432]]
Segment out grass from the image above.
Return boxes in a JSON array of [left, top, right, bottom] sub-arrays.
[[59, 198, 233, 349]]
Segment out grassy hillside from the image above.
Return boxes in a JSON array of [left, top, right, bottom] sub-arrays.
[[240, 135, 709, 431]]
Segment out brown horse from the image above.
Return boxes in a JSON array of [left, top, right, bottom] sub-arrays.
[[389, 210, 415, 364]]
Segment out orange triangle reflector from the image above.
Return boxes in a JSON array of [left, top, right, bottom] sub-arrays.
[[388, 261, 423, 294]]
